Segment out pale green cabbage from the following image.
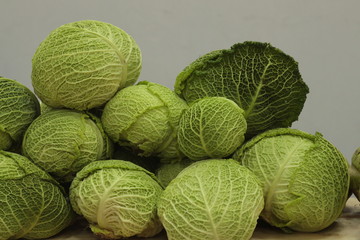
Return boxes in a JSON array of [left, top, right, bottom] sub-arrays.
[[22, 109, 113, 182], [70, 160, 164, 239], [233, 128, 349, 232], [0, 77, 40, 151], [158, 159, 264, 240], [350, 147, 360, 200], [102, 81, 188, 162], [0, 151, 73, 239], [177, 97, 247, 160], [32, 20, 142, 110], [175, 41, 309, 137]]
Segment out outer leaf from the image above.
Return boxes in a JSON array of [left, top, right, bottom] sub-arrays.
[[0, 132, 12, 151], [158, 159, 264, 240], [0, 150, 55, 182], [175, 42, 309, 137], [233, 128, 349, 232], [86, 111, 114, 160]]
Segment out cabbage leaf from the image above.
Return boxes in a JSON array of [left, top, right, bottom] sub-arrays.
[[175, 42, 309, 137]]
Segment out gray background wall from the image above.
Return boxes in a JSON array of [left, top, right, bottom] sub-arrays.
[[1, 0, 359, 161]]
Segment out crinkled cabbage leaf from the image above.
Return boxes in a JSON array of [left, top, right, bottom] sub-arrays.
[[175, 41, 309, 137]]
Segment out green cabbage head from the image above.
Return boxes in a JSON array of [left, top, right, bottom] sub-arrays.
[[32, 20, 142, 110], [22, 109, 113, 182], [70, 160, 164, 239], [0, 150, 73, 239], [233, 128, 349, 232], [177, 97, 247, 160], [0, 77, 40, 150], [101, 81, 188, 162], [175, 41, 309, 137], [158, 159, 264, 240], [350, 147, 360, 200]]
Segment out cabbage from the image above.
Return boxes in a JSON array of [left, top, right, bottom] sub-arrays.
[[0, 151, 73, 239], [0, 77, 40, 151], [102, 81, 188, 162], [175, 41, 309, 137], [233, 128, 349, 232], [32, 20, 142, 110], [350, 147, 360, 200], [69, 160, 164, 239], [177, 97, 247, 160], [22, 109, 113, 182], [158, 159, 264, 240]]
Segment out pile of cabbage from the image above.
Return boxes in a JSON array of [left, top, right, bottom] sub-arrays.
[[0, 20, 356, 240]]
